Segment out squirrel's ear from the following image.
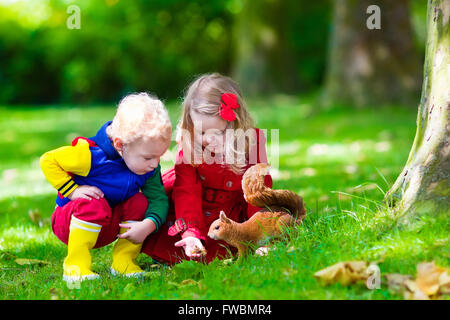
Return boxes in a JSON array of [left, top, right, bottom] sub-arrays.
[[220, 211, 230, 224]]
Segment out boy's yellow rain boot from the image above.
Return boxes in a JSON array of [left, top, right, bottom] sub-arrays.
[[111, 221, 145, 277], [63, 216, 101, 283]]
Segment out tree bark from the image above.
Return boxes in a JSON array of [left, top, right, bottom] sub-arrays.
[[385, 0, 449, 219], [322, 0, 422, 107]]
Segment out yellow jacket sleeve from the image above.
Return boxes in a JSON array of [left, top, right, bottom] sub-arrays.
[[40, 138, 92, 197]]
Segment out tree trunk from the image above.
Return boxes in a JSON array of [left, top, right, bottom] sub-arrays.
[[385, 0, 449, 219], [322, 0, 422, 107], [231, 0, 300, 96]]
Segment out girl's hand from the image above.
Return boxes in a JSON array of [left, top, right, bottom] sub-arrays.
[[117, 219, 156, 244], [67, 185, 104, 201], [174, 236, 205, 258]]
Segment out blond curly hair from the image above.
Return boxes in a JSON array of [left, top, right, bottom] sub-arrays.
[[107, 92, 172, 144]]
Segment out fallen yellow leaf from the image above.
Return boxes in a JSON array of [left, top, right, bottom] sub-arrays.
[[416, 262, 447, 296], [180, 279, 198, 286], [385, 273, 412, 293], [386, 262, 450, 300], [438, 271, 450, 294], [28, 209, 48, 227], [197, 280, 207, 291], [314, 261, 370, 286], [403, 279, 429, 300], [15, 258, 50, 266]]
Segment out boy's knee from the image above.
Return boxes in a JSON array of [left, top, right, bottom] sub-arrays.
[[121, 192, 148, 221], [73, 197, 112, 226], [132, 192, 149, 210]]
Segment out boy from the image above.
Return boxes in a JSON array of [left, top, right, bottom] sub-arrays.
[[40, 92, 172, 282]]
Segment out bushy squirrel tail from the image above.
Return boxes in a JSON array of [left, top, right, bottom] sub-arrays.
[[242, 164, 306, 219]]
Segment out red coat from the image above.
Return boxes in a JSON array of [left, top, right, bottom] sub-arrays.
[[141, 128, 272, 264]]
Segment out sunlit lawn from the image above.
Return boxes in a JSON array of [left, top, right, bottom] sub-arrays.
[[0, 95, 448, 299]]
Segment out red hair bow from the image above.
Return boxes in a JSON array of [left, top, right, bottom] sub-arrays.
[[219, 93, 240, 121]]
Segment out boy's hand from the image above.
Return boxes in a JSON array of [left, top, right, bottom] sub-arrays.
[[67, 185, 104, 201], [174, 236, 205, 258], [117, 219, 156, 244]]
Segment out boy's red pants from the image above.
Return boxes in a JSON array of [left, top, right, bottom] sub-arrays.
[[51, 193, 148, 248]]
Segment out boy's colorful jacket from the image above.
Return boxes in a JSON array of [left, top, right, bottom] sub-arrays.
[[40, 121, 169, 231]]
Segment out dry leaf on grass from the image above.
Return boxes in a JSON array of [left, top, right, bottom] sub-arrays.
[[15, 258, 50, 266], [180, 279, 207, 292], [28, 209, 41, 223], [180, 279, 198, 287], [49, 288, 61, 300], [404, 279, 432, 300], [314, 261, 371, 286], [438, 271, 450, 295], [168, 279, 202, 290], [416, 262, 449, 296], [28, 209, 47, 227], [386, 261, 449, 300], [197, 280, 207, 291], [385, 273, 412, 294]]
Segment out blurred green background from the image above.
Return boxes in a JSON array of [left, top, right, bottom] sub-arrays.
[[0, 0, 427, 105]]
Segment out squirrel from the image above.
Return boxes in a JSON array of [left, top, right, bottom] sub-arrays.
[[208, 163, 306, 258]]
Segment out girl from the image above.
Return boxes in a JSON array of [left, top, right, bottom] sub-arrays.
[[141, 73, 272, 264]]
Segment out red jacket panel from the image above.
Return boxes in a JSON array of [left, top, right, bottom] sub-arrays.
[[172, 128, 272, 240], [141, 128, 273, 264]]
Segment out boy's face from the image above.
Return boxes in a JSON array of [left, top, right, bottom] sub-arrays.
[[115, 137, 170, 175]]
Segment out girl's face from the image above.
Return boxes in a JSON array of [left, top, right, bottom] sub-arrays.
[[114, 137, 170, 175], [190, 110, 228, 155]]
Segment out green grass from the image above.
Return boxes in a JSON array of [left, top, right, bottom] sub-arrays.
[[1, 96, 448, 300]]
